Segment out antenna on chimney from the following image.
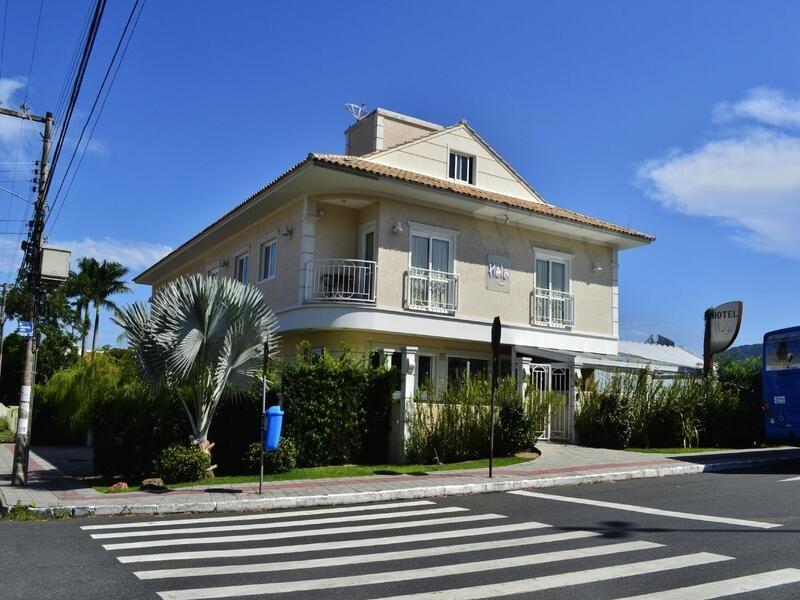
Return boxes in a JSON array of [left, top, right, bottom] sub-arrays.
[[345, 103, 369, 121]]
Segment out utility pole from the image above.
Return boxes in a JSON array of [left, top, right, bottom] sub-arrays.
[[0, 283, 8, 384], [8, 108, 53, 487]]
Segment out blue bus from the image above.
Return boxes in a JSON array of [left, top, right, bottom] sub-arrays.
[[763, 326, 800, 443]]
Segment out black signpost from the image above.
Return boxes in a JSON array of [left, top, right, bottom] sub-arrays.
[[489, 316, 501, 478], [258, 339, 269, 496]]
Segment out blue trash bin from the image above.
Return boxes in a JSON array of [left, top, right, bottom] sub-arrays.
[[264, 405, 284, 451]]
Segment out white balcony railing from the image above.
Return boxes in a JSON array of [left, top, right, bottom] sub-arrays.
[[532, 287, 574, 327], [305, 259, 377, 304], [404, 267, 458, 313]]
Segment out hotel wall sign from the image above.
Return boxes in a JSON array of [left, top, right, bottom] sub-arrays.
[[487, 255, 511, 293]]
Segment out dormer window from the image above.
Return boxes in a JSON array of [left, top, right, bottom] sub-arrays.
[[448, 151, 474, 184]]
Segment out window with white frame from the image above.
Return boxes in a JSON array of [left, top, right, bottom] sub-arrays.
[[258, 237, 277, 281], [533, 249, 574, 327], [407, 223, 458, 312], [208, 266, 221, 280], [448, 151, 474, 184], [234, 252, 249, 283]]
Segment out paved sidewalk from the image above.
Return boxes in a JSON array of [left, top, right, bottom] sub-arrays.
[[2, 442, 799, 517]]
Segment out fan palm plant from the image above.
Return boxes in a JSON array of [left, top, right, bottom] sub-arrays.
[[112, 274, 280, 452]]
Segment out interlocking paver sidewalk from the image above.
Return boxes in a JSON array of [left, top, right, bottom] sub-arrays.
[[2, 441, 799, 517]]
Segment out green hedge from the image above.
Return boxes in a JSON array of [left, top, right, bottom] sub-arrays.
[[281, 344, 397, 467]]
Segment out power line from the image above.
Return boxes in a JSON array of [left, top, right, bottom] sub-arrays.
[[38, 0, 106, 209], [47, 0, 145, 233], [22, 0, 44, 106], [53, 2, 95, 143], [0, 0, 8, 83]]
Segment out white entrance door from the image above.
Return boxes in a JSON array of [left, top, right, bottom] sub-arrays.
[[528, 363, 572, 441]]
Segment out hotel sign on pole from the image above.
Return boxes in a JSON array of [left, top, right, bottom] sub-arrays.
[[703, 301, 743, 376]]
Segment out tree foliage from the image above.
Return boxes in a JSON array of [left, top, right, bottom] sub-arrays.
[[113, 274, 280, 445]]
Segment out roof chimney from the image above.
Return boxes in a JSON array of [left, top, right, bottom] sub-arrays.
[[345, 108, 442, 156]]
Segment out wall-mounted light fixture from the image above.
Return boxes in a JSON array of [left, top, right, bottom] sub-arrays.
[[592, 261, 603, 272], [392, 221, 404, 234], [317, 208, 326, 217], [281, 225, 294, 237]]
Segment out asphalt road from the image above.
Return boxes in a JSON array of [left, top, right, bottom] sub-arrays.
[[3, 459, 800, 600]]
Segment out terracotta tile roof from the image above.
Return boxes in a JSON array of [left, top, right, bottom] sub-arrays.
[[137, 152, 652, 282], [310, 153, 654, 242]]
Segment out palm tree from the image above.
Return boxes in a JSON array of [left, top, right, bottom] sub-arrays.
[[112, 274, 280, 453], [88, 260, 131, 355], [67, 259, 95, 356]]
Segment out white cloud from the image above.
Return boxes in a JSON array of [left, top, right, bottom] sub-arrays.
[[639, 89, 800, 259], [53, 237, 172, 272], [713, 87, 800, 130]]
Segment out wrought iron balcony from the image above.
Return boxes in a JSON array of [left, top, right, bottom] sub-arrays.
[[531, 287, 575, 328], [305, 259, 377, 304], [404, 267, 459, 313]]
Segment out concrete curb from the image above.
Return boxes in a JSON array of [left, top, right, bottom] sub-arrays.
[[9, 452, 797, 518]]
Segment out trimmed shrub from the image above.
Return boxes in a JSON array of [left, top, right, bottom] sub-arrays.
[[153, 443, 211, 484], [245, 437, 298, 474], [281, 344, 395, 467]]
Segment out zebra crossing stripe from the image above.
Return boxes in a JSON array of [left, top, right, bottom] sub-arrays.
[[613, 568, 800, 599], [81, 500, 435, 531], [372, 552, 734, 600], [116, 520, 551, 564], [510, 490, 781, 529], [134, 530, 601, 580], [155, 540, 663, 599], [103, 513, 505, 551], [91, 506, 465, 539]]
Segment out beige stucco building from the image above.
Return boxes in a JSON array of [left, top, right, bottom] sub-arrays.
[[136, 108, 654, 457]]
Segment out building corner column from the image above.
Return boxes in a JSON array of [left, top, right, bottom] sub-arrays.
[[389, 346, 417, 464], [298, 196, 318, 305]]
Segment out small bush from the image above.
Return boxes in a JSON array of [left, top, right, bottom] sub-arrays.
[[245, 437, 298, 474], [0, 416, 9, 431], [153, 443, 211, 484]]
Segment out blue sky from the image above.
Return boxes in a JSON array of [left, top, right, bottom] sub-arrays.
[[0, 0, 798, 351]]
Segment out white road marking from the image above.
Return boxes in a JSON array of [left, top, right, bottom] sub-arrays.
[[614, 568, 800, 599], [373, 553, 733, 600], [155, 540, 663, 599], [91, 506, 463, 539], [103, 513, 505, 551], [779, 476, 800, 482], [81, 500, 434, 530], [510, 490, 781, 529], [116, 520, 551, 564], [134, 530, 601, 579]]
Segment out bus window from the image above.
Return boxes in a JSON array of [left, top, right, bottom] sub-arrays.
[[765, 331, 800, 371]]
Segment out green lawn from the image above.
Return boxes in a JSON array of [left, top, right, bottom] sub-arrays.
[[96, 455, 532, 493], [626, 447, 733, 454]]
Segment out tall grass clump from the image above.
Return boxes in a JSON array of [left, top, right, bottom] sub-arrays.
[[576, 367, 757, 450], [406, 376, 555, 464]]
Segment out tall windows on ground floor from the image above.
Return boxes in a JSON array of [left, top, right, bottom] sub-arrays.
[[447, 356, 489, 384]]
